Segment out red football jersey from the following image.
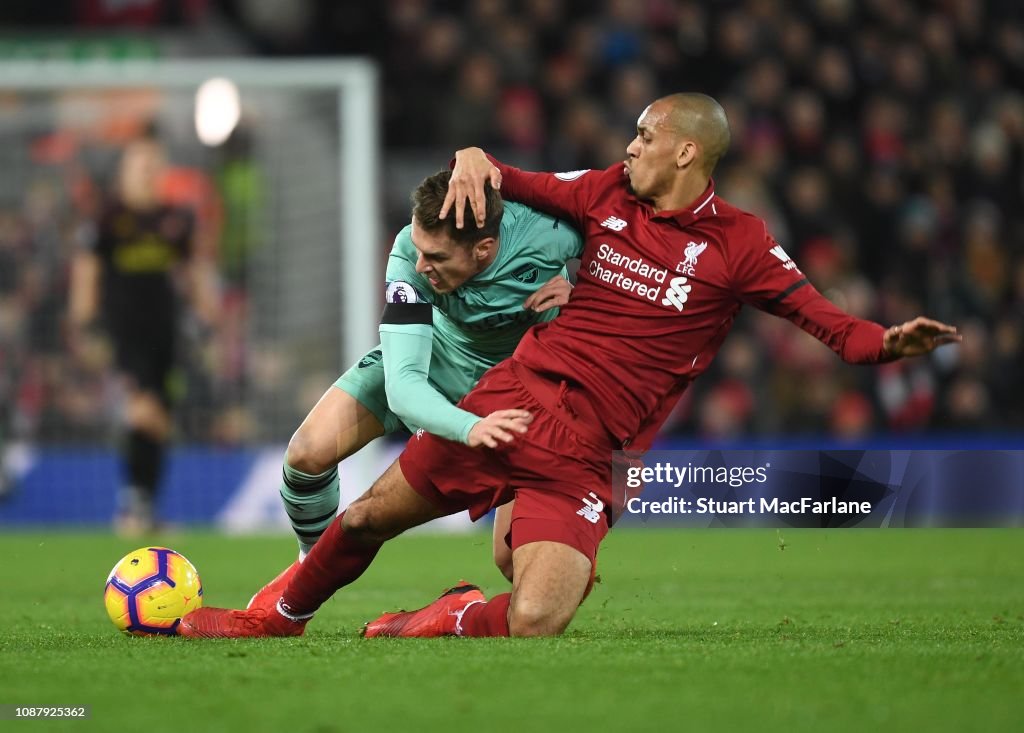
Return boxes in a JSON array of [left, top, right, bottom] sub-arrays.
[[492, 160, 889, 447]]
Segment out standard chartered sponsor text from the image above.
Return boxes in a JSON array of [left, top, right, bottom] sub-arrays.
[[588, 243, 668, 301]]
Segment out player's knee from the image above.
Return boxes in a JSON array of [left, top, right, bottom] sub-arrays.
[[507, 599, 574, 637], [493, 545, 514, 583], [339, 502, 374, 540], [339, 501, 394, 544], [285, 429, 331, 475]]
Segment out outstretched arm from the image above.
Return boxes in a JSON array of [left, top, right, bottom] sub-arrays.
[[782, 294, 960, 364], [736, 228, 959, 364], [881, 317, 960, 358]]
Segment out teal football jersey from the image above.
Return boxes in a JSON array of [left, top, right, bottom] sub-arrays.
[[385, 201, 584, 404]]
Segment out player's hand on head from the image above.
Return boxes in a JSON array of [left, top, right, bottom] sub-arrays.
[[522, 275, 572, 313], [441, 147, 501, 230], [467, 409, 533, 449], [883, 317, 961, 358]]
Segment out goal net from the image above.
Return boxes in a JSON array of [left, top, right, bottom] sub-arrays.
[[0, 59, 389, 527]]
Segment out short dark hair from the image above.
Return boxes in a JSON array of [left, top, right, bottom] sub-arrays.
[[411, 170, 503, 245]]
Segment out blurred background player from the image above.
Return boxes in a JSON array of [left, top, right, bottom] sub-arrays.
[[68, 132, 218, 535], [253, 169, 581, 604]]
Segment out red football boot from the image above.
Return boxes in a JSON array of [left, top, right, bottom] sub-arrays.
[[362, 582, 485, 638], [178, 604, 309, 638], [247, 559, 302, 611]]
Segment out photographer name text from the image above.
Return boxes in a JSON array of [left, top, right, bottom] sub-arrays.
[[622, 461, 873, 516], [625, 496, 872, 516]]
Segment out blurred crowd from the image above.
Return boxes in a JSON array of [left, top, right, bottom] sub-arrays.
[[367, 0, 1024, 438], [0, 0, 1022, 447]]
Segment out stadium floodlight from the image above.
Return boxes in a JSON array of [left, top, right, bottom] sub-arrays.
[[195, 77, 241, 146]]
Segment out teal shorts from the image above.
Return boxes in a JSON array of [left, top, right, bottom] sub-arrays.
[[334, 345, 411, 435]]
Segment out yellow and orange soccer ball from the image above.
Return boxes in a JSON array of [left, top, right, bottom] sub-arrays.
[[104, 547, 203, 635]]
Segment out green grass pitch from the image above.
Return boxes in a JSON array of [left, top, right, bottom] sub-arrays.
[[1, 529, 1022, 732]]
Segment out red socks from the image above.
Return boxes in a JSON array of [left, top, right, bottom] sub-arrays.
[[280, 511, 382, 616], [276, 509, 514, 638], [458, 592, 511, 637]]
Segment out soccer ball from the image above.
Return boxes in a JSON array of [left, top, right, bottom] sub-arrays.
[[104, 546, 203, 635]]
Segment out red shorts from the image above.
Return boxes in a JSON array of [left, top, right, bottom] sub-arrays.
[[399, 359, 616, 563]]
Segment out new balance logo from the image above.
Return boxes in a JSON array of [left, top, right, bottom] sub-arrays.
[[577, 492, 605, 524], [600, 216, 628, 231], [661, 276, 692, 311], [769, 245, 800, 272]]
